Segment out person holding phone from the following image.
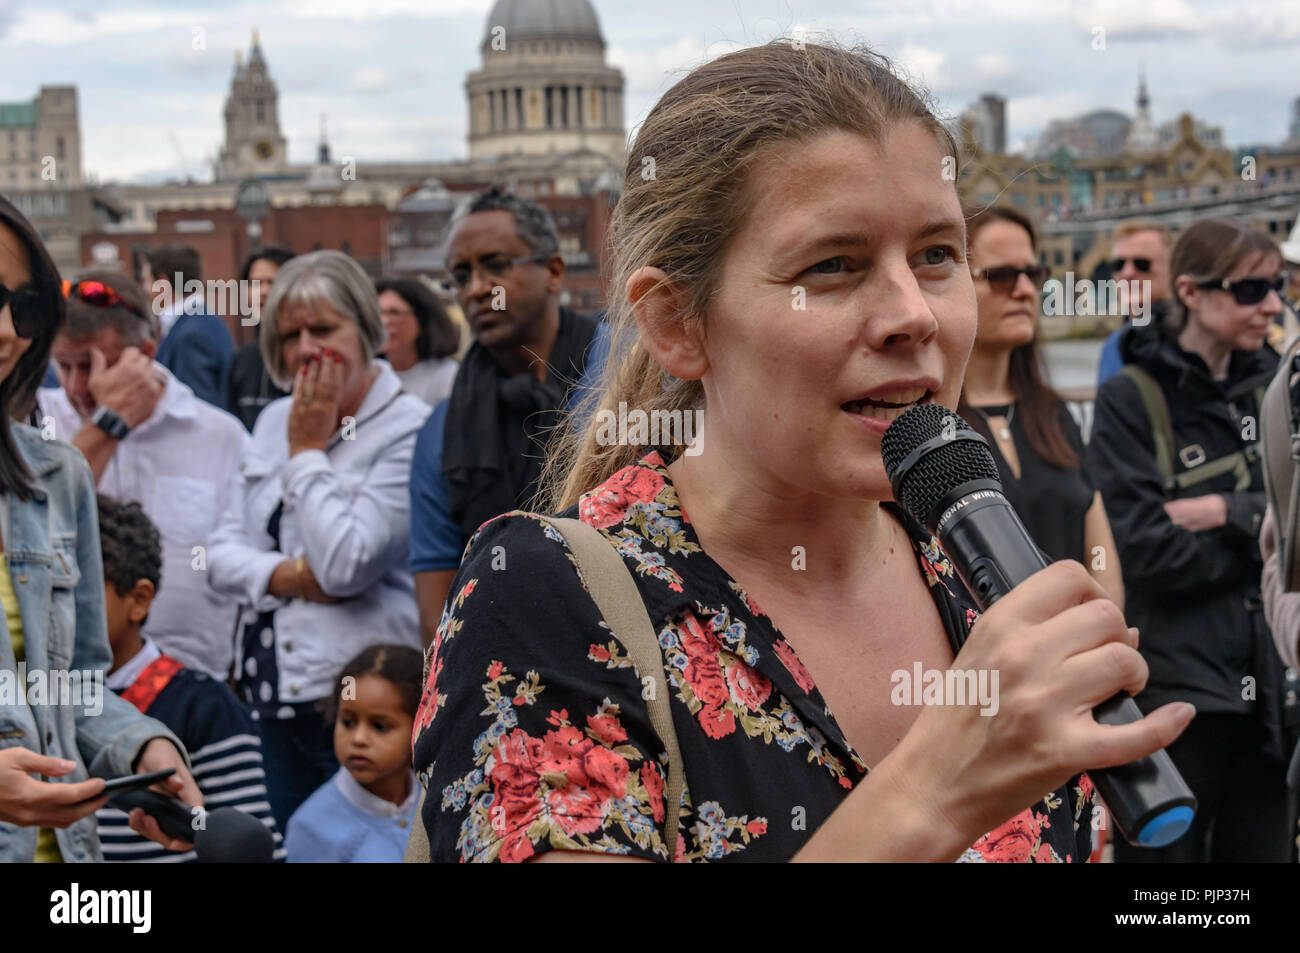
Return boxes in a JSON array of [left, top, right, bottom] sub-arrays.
[[0, 195, 201, 862]]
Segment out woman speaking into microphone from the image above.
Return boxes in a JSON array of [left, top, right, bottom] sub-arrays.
[[410, 39, 1194, 863]]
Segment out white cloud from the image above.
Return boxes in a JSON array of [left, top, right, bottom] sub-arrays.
[[974, 52, 1016, 81], [349, 67, 390, 93], [895, 43, 947, 88], [1070, 0, 1204, 39]]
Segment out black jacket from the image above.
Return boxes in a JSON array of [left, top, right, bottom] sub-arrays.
[[1088, 318, 1288, 747]]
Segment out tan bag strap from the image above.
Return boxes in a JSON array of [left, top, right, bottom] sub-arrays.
[[403, 787, 430, 863], [550, 516, 684, 862]]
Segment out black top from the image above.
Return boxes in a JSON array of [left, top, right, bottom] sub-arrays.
[[227, 341, 288, 432], [967, 400, 1094, 566], [411, 451, 1096, 862], [1088, 319, 1285, 735]]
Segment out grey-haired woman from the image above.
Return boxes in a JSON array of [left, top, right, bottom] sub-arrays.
[[207, 250, 430, 831]]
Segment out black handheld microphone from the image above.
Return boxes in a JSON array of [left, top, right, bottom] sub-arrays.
[[881, 402, 1195, 848], [109, 788, 275, 862]]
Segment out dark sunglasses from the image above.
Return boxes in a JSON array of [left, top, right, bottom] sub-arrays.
[[972, 264, 1050, 293], [0, 281, 44, 339], [1108, 257, 1152, 274], [1197, 273, 1290, 306]]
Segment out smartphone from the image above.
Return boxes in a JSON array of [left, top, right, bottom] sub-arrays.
[[78, 768, 175, 804]]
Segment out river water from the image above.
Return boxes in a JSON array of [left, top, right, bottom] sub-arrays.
[[1042, 338, 1105, 395]]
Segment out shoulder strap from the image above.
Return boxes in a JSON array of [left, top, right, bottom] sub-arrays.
[[1120, 364, 1176, 491], [550, 516, 684, 863], [1261, 335, 1300, 591], [403, 786, 431, 863]]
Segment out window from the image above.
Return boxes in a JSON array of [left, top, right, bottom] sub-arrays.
[[57, 136, 65, 159], [576, 86, 584, 126], [256, 99, 265, 122], [545, 86, 554, 128]]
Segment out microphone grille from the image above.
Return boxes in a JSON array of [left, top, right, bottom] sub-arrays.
[[882, 403, 1002, 525]]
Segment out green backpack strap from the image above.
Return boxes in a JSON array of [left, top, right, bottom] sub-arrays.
[[1120, 364, 1176, 493]]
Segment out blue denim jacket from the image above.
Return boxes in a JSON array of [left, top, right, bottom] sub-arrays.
[[0, 423, 185, 863]]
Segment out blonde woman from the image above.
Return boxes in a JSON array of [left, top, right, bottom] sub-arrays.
[[411, 41, 1192, 863]]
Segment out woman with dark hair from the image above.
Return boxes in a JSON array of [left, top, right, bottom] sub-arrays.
[[375, 277, 460, 407], [227, 246, 295, 431], [0, 195, 200, 861], [959, 206, 1123, 606], [1090, 216, 1292, 862]]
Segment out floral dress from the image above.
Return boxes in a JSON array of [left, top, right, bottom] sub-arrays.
[[411, 452, 1097, 862]]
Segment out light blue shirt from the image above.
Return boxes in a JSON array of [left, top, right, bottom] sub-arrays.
[[285, 767, 419, 862]]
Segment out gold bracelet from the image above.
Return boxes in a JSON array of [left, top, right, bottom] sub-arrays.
[[295, 557, 306, 599]]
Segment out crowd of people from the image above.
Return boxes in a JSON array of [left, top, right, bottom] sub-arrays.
[[1, 37, 1298, 864]]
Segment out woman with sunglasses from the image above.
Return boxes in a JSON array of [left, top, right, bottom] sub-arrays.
[[959, 206, 1124, 612], [0, 195, 201, 861], [1089, 216, 1293, 862]]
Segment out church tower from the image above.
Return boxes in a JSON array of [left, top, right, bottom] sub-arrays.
[[1124, 69, 1159, 155], [216, 31, 289, 181]]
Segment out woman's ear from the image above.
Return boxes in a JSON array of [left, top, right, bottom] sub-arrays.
[[1173, 274, 1200, 315], [626, 266, 708, 380]]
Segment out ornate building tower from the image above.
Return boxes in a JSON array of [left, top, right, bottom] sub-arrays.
[[465, 0, 625, 166], [1125, 69, 1159, 155], [216, 31, 289, 181]]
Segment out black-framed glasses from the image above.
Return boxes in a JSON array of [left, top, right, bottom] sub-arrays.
[[447, 253, 551, 290], [1108, 257, 1152, 274], [1197, 273, 1290, 306], [0, 281, 43, 339], [972, 264, 1050, 293]]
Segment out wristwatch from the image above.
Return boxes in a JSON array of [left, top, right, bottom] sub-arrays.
[[90, 405, 130, 440]]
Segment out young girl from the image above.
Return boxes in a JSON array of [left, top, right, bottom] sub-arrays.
[[285, 645, 423, 862]]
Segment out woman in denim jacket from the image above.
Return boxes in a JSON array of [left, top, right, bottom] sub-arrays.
[[0, 196, 199, 862]]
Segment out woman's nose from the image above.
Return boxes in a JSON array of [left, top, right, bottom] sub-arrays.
[[1013, 273, 1038, 298], [0, 306, 17, 342], [866, 262, 939, 349]]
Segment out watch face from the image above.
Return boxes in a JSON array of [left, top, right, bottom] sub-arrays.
[[255, 140, 275, 160]]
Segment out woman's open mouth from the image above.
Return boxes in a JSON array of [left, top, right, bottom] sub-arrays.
[[841, 385, 935, 423]]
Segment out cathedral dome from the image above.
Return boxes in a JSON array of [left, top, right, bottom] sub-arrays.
[[482, 0, 603, 46]]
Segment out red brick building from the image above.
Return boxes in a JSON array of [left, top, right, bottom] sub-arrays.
[[81, 203, 389, 345]]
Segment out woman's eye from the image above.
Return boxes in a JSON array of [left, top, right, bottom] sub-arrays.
[[808, 257, 845, 275], [922, 245, 956, 266]]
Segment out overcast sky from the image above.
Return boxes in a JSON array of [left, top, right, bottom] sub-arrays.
[[1, 0, 1297, 184]]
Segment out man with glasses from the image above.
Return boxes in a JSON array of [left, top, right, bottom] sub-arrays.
[[408, 188, 601, 646], [1096, 221, 1172, 386]]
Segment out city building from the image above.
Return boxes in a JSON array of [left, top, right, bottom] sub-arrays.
[[0, 86, 82, 189]]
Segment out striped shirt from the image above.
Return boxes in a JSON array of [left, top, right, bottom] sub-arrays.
[[97, 645, 285, 862]]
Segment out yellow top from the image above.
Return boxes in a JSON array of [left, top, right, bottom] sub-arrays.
[[1, 556, 61, 863]]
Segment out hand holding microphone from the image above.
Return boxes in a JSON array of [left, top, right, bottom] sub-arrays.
[[881, 403, 1197, 848]]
